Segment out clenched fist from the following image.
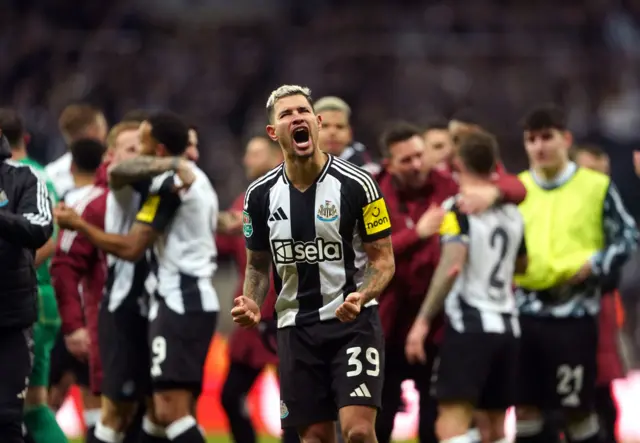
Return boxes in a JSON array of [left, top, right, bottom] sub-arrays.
[[230, 295, 261, 328], [54, 203, 83, 231], [335, 292, 363, 322]]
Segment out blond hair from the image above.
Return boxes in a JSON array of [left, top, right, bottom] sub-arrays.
[[265, 85, 313, 122], [58, 104, 104, 143], [106, 121, 139, 150], [314, 96, 351, 118]]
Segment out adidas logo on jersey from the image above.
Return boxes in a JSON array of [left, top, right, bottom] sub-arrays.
[[272, 237, 343, 265], [350, 383, 371, 398], [268, 207, 288, 222]]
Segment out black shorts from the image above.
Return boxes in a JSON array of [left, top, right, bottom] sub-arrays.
[[517, 315, 598, 411], [99, 299, 150, 401], [0, 327, 32, 424], [433, 325, 518, 410], [148, 297, 217, 394], [277, 306, 385, 429], [49, 332, 90, 388]]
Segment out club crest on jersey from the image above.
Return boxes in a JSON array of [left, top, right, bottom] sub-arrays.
[[242, 211, 253, 238], [0, 190, 9, 207], [317, 200, 338, 222], [280, 400, 289, 419]]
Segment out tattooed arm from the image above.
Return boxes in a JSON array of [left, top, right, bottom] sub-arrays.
[[418, 242, 468, 322], [359, 236, 395, 304], [108, 156, 186, 190], [242, 249, 272, 308]]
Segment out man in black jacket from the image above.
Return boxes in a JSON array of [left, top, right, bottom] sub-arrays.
[[0, 132, 53, 442]]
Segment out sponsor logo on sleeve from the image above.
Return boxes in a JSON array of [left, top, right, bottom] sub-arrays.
[[362, 198, 391, 235], [242, 211, 254, 238]]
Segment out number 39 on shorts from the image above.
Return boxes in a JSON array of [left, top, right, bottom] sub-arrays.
[[346, 347, 380, 377]]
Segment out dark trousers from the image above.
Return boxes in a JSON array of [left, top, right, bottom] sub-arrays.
[[375, 344, 439, 443], [221, 361, 298, 443], [0, 326, 33, 443]]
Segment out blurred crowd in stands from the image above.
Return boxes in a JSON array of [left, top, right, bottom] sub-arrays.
[[1, 0, 640, 207]]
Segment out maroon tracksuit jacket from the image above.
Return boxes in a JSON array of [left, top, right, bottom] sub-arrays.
[[50, 163, 109, 393]]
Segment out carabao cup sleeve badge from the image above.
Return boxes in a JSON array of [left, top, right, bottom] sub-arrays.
[[243, 211, 254, 238]]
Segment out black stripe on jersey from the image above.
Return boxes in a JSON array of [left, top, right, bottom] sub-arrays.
[[331, 157, 380, 204], [179, 272, 203, 311], [289, 184, 323, 325], [326, 164, 372, 302], [338, 193, 358, 300], [457, 296, 514, 335], [459, 296, 482, 332], [104, 259, 150, 309]]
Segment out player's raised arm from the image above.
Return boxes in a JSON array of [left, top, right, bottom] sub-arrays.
[[108, 155, 193, 190], [55, 174, 181, 262]]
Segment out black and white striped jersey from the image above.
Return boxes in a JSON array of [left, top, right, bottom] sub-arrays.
[[135, 164, 219, 315], [243, 155, 392, 328], [103, 186, 150, 313], [439, 196, 526, 335]]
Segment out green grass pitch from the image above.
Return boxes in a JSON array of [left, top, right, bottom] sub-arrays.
[[70, 434, 416, 443], [70, 436, 282, 443]]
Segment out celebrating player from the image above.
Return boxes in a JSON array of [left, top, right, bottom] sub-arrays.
[[51, 123, 143, 442], [56, 112, 218, 443], [406, 130, 527, 443], [233, 85, 395, 443]]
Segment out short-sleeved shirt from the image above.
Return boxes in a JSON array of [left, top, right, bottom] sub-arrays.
[[243, 155, 392, 328], [439, 196, 525, 334], [135, 165, 220, 315]]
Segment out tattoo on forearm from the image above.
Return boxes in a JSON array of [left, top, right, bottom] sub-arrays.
[[359, 237, 395, 304], [243, 250, 272, 307], [418, 245, 466, 321], [109, 156, 177, 189]]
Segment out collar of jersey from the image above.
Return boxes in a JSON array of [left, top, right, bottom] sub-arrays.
[[281, 153, 333, 186], [530, 161, 577, 190]]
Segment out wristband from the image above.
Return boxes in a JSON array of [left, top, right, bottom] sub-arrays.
[[171, 157, 180, 171]]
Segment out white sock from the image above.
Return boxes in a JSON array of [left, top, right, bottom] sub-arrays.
[[440, 434, 472, 443], [143, 416, 166, 437], [94, 422, 124, 443], [516, 419, 543, 437], [165, 415, 198, 440], [84, 408, 101, 427], [492, 439, 509, 443], [467, 427, 481, 442]]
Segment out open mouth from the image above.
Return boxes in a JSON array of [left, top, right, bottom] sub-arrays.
[[292, 127, 310, 148]]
